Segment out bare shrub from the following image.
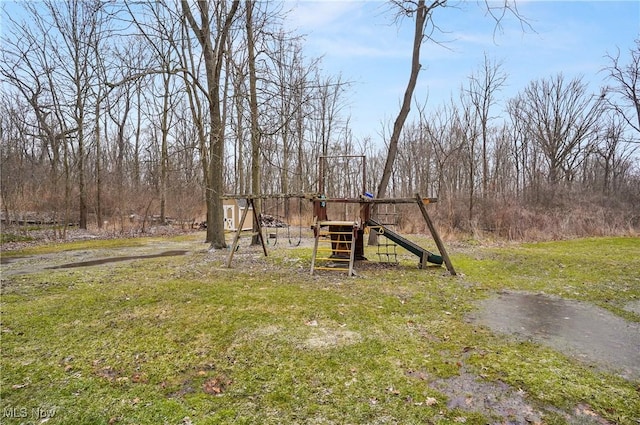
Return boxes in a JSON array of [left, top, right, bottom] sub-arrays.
[[396, 190, 638, 243]]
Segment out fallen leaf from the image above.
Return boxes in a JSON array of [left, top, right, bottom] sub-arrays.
[[132, 373, 147, 383], [387, 386, 400, 395], [425, 397, 438, 406], [203, 377, 231, 395]]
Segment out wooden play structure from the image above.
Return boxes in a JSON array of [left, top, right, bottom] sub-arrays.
[[224, 155, 456, 276]]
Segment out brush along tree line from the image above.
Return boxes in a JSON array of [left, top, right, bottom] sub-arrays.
[[1, 2, 639, 244]]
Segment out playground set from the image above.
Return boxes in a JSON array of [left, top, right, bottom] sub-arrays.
[[224, 155, 456, 276]]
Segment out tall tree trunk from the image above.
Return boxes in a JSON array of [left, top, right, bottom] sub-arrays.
[[134, 87, 142, 189], [370, 0, 436, 245], [77, 118, 87, 229], [375, 0, 430, 201], [160, 73, 171, 224], [95, 97, 102, 228], [246, 0, 262, 244], [182, 0, 239, 249]]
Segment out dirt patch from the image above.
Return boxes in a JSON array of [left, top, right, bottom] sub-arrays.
[[407, 369, 614, 424], [0, 226, 197, 252], [46, 250, 188, 269], [301, 328, 362, 350], [470, 291, 640, 380], [418, 370, 543, 423], [1, 237, 206, 277], [0, 255, 24, 265]]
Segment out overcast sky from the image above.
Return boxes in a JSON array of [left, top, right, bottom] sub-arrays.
[[284, 0, 640, 143]]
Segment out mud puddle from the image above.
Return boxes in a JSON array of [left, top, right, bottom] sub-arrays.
[[407, 369, 544, 423], [0, 256, 24, 265], [471, 291, 640, 380], [46, 250, 188, 269], [407, 369, 614, 424], [1, 238, 205, 276], [624, 300, 640, 315]]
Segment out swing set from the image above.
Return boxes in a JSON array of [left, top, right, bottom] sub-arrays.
[[223, 155, 456, 276], [260, 196, 303, 247], [223, 194, 308, 268]]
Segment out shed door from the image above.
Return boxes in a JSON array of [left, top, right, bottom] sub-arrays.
[[225, 206, 234, 230]]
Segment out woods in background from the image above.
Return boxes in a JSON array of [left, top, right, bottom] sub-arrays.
[[1, 1, 638, 242]]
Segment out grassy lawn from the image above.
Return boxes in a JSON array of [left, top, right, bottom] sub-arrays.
[[1, 235, 638, 424]]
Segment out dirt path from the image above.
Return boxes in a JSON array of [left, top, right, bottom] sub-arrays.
[[0, 236, 207, 277]]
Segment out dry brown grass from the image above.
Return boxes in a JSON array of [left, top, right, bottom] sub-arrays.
[[397, 193, 639, 242]]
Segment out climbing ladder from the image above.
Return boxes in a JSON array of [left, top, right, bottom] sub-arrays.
[[310, 220, 358, 276], [373, 204, 399, 264]]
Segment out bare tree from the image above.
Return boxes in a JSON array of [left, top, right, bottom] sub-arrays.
[[603, 39, 640, 139], [48, 0, 110, 229], [510, 74, 605, 187], [458, 87, 480, 221], [103, 36, 152, 229], [1, 0, 110, 231], [182, 0, 240, 249], [245, 0, 260, 202], [310, 72, 349, 193], [465, 54, 507, 197], [369, 0, 525, 243], [0, 96, 32, 223], [245, 0, 263, 244], [376, 0, 441, 201], [261, 31, 320, 202], [594, 112, 637, 194], [375, 0, 525, 201]]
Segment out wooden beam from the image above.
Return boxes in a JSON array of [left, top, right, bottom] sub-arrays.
[[312, 197, 438, 204], [250, 198, 268, 257], [414, 193, 456, 276], [368, 197, 438, 204], [226, 202, 250, 268], [226, 198, 267, 268], [222, 193, 313, 200]]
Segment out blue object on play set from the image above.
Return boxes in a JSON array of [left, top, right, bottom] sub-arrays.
[[364, 192, 374, 199]]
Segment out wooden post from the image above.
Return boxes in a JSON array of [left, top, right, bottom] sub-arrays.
[[309, 217, 326, 275], [250, 198, 268, 257], [415, 193, 456, 276], [348, 223, 357, 277], [226, 198, 267, 268], [419, 251, 427, 270]]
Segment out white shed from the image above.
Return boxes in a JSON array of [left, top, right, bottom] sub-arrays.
[[222, 199, 255, 231]]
